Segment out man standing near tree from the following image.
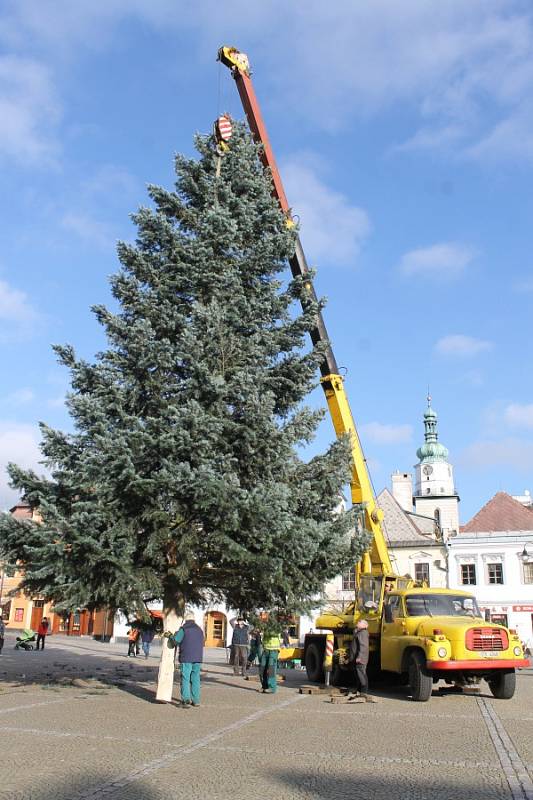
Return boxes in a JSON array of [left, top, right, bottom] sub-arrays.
[[347, 619, 375, 703], [259, 623, 282, 694], [168, 612, 204, 708], [230, 617, 250, 677]]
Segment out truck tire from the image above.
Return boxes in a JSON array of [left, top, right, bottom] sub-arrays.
[[305, 643, 325, 683], [330, 663, 347, 687], [408, 651, 433, 702], [488, 670, 516, 700]]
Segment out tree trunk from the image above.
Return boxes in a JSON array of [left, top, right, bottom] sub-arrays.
[[155, 587, 185, 703]]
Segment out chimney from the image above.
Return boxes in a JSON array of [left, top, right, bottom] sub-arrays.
[[392, 471, 413, 512]]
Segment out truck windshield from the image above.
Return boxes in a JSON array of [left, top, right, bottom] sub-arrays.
[[405, 594, 481, 618]]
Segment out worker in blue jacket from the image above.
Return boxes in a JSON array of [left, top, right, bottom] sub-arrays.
[[167, 612, 205, 708]]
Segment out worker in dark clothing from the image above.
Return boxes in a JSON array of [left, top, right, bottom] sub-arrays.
[[230, 617, 250, 677], [247, 628, 263, 668], [167, 612, 205, 708], [347, 619, 375, 703]]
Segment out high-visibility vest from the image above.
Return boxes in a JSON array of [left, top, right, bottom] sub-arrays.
[[263, 634, 281, 650]]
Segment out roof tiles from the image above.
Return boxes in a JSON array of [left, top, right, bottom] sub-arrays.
[[461, 491, 533, 533], [378, 488, 439, 546]]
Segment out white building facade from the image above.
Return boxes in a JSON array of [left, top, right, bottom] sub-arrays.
[[448, 492, 533, 648]]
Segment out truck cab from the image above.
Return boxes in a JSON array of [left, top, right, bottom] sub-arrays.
[[379, 587, 528, 700], [309, 580, 529, 700]]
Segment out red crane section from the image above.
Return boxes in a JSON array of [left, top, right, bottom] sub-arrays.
[[218, 47, 291, 215]]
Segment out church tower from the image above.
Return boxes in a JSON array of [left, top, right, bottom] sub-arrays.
[[413, 396, 459, 539]]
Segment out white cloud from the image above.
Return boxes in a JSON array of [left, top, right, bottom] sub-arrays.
[[460, 437, 533, 471], [0, 55, 60, 165], [466, 112, 533, 162], [391, 124, 465, 155], [6, 389, 35, 405], [398, 243, 477, 279], [435, 334, 493, 358], [0, 279, 40, 339], [513, 276, 533, 292], [365, 456, 381, 475], [3, 3, 533, 161], [360, 422, 413, 445], [47, 394, 66, 409], [0, 422, 43, 510], [60, 212, 115, 249], [82, 165, 139, 200], [504, 403, 533, 430], [462, 369, 485, 388], [281, 155, 371, 267]]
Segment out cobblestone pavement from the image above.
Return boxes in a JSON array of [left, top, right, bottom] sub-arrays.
[[1, 632, 532, 800]]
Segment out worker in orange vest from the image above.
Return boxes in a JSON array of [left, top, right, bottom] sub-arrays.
[[127, 625, 140, 657]]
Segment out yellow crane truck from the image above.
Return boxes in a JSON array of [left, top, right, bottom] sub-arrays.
[[219, 45, 530, 700]]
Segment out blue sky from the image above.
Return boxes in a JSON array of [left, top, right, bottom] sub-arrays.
[[1, 1, 532, 522]]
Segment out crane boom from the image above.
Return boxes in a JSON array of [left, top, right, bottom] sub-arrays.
[[218, 46, 392, 576]]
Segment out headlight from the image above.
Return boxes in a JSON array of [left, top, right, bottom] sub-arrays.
[[513, 646, 522, 656], [437, 647, 447, 658]]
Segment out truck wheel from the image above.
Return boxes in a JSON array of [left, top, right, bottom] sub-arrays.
[[488, 670, 516, 699], [330, 663, 347, 687], [305, 643, 324, 683], [408, 652, 433, 702]]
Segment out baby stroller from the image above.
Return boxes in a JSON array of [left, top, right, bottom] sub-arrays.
[[15, 629, 36, 650]]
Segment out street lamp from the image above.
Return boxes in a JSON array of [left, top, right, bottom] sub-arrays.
[[520, 544, 533, 562]]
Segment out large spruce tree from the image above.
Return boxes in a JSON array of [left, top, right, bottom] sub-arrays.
[[0, 124, 365, 625]]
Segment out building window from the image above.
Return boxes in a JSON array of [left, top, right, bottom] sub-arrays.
[[523, 563, 533, 584], [460, 564, 476, 585], [2, 601, 11, 621], [487, 563, 504, 584], [14, 607, 24, 622], [342, 567, 356, 591], [414, 563, 430, 585], [434, 509, 441, 529], [384, 595, 403, 623], [491, 613, 508, 627]]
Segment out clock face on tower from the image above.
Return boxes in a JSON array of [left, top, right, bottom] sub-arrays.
[[423, 465, 433, 476]]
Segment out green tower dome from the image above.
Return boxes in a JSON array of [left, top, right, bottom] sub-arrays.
[[416, 396, 449, 462]]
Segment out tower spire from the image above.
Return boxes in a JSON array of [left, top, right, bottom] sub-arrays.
[[416, 396, 448, 462], [413, 394, 459, 538]]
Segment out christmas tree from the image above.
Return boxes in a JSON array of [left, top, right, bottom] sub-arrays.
[[0, 124, 367, 657]]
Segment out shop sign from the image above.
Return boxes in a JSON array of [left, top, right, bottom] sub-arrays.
[[512, 605, 533, 612]]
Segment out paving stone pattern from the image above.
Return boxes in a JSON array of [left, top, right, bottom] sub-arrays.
[[0, 632, 532, 799]]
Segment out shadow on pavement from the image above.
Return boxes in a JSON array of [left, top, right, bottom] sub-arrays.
[[274, 769, 504, 800], [5, 775, 162, 800]]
